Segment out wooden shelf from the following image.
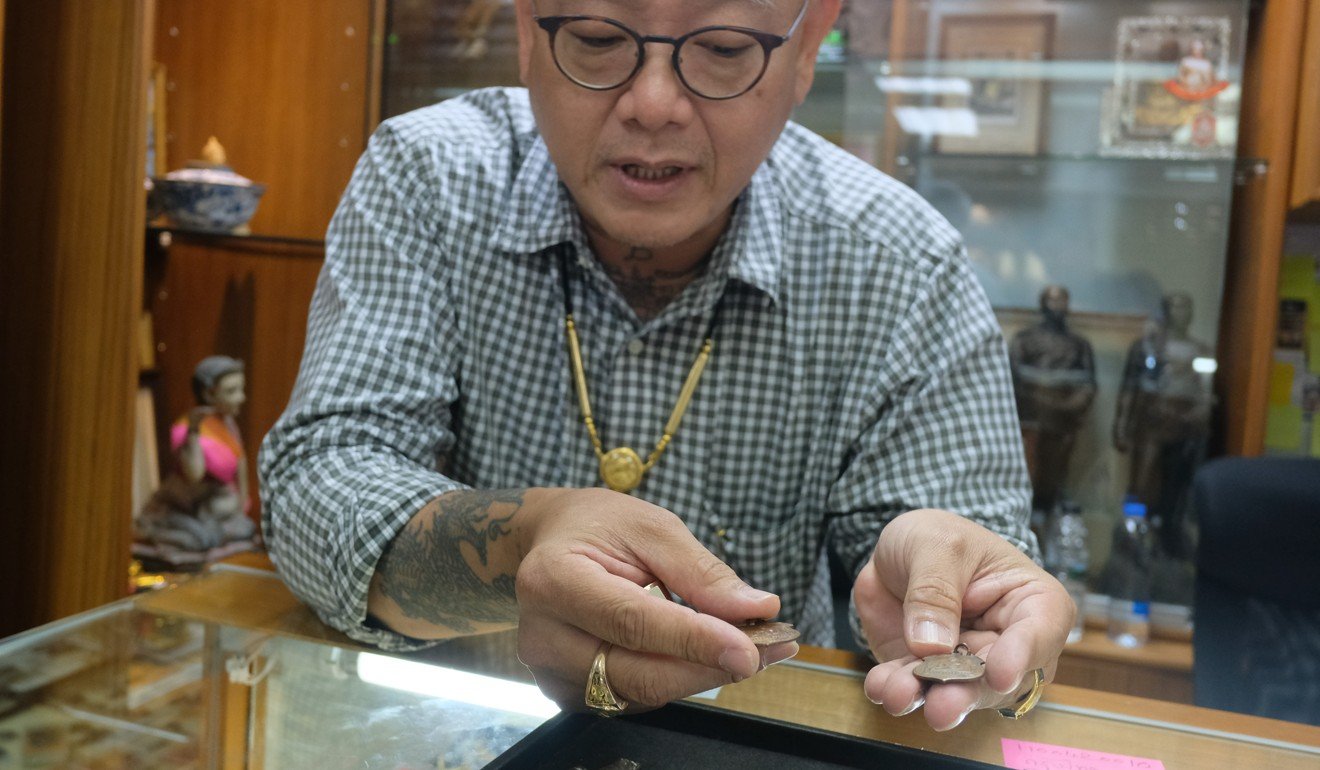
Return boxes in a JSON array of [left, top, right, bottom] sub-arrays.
[[1055, 627, 1194, 704]]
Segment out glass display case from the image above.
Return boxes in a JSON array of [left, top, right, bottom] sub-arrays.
[[0, 570, 553, 768], [821, 0, 1251, 614], [380, 0, 1256, 621], [2, 568, 1320, 768]]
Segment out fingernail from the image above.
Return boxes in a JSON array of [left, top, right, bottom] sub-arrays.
[[719, 647, 758, 679], [866, 690, 883, 706], [759, 641, 799, 670], [995, 672, 1025, 695], [914, 620, 953, 646], [738, 584, 774, 602], [895, 694, 925, 716], [936, 704, 976, 732]]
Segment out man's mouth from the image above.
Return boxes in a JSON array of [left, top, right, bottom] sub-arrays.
[[621, 164, 684, 181]]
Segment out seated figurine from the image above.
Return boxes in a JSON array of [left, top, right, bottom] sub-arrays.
[[135, 355, 257, 563]]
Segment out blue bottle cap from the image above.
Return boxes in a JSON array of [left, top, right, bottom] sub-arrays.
[[1123, 501, 1147, 518]]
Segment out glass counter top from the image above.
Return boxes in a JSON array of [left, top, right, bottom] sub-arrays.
[[1, 565, 1317, 768]]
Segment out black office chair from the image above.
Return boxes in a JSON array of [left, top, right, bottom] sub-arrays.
[[1193, 456, 1320, 725]]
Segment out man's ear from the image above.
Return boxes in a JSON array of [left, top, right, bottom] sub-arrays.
[[792, 0, 843, 105], [515, 0, 538, 85]]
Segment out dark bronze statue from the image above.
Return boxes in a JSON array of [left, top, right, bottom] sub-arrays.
[[1113, 292, 1214, 557], [1009, 286, 1097, 515]]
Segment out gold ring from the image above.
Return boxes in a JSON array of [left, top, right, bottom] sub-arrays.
[[997, 668, 1046, 719], [584, 641, 629, 716]]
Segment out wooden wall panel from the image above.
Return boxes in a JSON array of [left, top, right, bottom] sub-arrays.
[[1219, 0, 1307, 456], [0, 0, 148, 635], [154, 0, 373, 240], [146, 236, 324, 518]]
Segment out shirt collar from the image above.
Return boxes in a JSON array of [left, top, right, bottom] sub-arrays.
[[492, 134, 785, 306]]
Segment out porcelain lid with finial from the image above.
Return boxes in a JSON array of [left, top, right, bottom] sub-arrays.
[[164, 137, 255, 187]]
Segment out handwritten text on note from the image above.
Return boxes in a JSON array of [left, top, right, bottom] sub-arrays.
[[1001, 738, 1166, 770]]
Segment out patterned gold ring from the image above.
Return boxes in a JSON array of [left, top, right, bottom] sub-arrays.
[[997, 668, 1046, 719], [584, 641, 629, 716]]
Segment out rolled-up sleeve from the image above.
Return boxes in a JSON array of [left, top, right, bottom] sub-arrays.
[[259, 122, 468, 651], [824, 247, 1036, 648]]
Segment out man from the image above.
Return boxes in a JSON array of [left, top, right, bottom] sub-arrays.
[[1009, 285, 1097, 515], [260, 0, 1073, 732]]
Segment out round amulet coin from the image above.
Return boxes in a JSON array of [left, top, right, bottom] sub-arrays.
[[738, 620, 800, 646], [913, 648, 986, 683]]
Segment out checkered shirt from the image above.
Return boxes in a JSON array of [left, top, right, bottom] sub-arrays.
[[259, 87, 1036, 652]]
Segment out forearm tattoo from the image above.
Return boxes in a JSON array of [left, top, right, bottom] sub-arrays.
[[375, 489, 524, 633]]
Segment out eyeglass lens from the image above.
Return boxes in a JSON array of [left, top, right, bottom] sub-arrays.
[[552, 19, 769, 99]]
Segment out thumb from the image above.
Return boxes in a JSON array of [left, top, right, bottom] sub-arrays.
[[641, 525, 780, 624], [899, 539, 975, 658]]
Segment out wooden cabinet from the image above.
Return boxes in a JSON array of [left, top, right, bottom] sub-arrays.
[[1219, 0, 1310, 456], [1290, 0, 1320, 211], [153, 0, 372, 241], [0, 0, 150, 636]]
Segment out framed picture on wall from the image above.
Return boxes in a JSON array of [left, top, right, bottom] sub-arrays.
[[1101, 16, 1236, 159], [936, 14, 1054, 156]]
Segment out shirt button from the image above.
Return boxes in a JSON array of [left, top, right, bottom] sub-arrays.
[[627, 339, 645, 355]]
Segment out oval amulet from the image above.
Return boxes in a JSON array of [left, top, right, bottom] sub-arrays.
[[738, 620, 800, 647], [913, 643, 986, 683]]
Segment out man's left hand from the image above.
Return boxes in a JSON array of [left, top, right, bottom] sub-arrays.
[[853, 508, 1074, 730]]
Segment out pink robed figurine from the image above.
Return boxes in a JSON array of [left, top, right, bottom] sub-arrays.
[[134, 355, 257, 564]]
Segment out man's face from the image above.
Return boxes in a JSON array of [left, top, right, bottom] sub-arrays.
[[516, 0, 838, 256]]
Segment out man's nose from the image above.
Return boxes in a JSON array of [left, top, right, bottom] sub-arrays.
[[616, 43, 695, 130]]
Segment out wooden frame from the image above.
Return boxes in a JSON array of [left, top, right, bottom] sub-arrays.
[[936, 13, 1054, 156]]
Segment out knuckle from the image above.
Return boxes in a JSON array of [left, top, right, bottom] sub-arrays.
[[626, 668, 680, 709], [607, 597, 650, 649], [905, 572, 963, 613], [638, 504, 685, 535], [693, 551, 732, 584]]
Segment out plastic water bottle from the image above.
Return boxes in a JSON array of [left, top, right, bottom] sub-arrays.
[[1044, 501, 1089, 644], [1106, 501, 1152, 648]]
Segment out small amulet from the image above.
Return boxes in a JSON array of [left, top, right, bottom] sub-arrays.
[[738, 620, 800, 646], [913, 644, 986, 683]]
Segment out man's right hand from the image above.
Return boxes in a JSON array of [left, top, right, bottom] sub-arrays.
[[515, 488, 795, 712], [367, 487, 796, 713]]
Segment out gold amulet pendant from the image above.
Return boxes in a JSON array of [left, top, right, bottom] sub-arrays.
[[600, 447, 645, 493]]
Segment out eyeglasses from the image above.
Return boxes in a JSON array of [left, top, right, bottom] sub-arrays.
[[533, 0, 809, 101]]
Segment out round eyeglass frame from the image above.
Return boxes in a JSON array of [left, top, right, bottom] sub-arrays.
[[533, 0, 809, 101]]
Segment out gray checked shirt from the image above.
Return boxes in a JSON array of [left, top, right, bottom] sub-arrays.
[[259, 87, 1035, 651]]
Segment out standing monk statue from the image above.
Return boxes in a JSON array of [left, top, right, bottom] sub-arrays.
[[1009, 285, 1097, 515]]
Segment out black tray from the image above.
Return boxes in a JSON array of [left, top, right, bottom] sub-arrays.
[[485, 700, 999, 769]]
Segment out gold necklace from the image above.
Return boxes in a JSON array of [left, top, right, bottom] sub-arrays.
[[559, 247, 718, 494]]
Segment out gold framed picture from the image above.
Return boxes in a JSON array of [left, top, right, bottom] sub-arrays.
[[936, 14, 1054, 156], [1102, 15, 1236, 159]]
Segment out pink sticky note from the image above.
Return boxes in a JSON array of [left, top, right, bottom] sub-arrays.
[[1001, 738, 1166, 770]]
